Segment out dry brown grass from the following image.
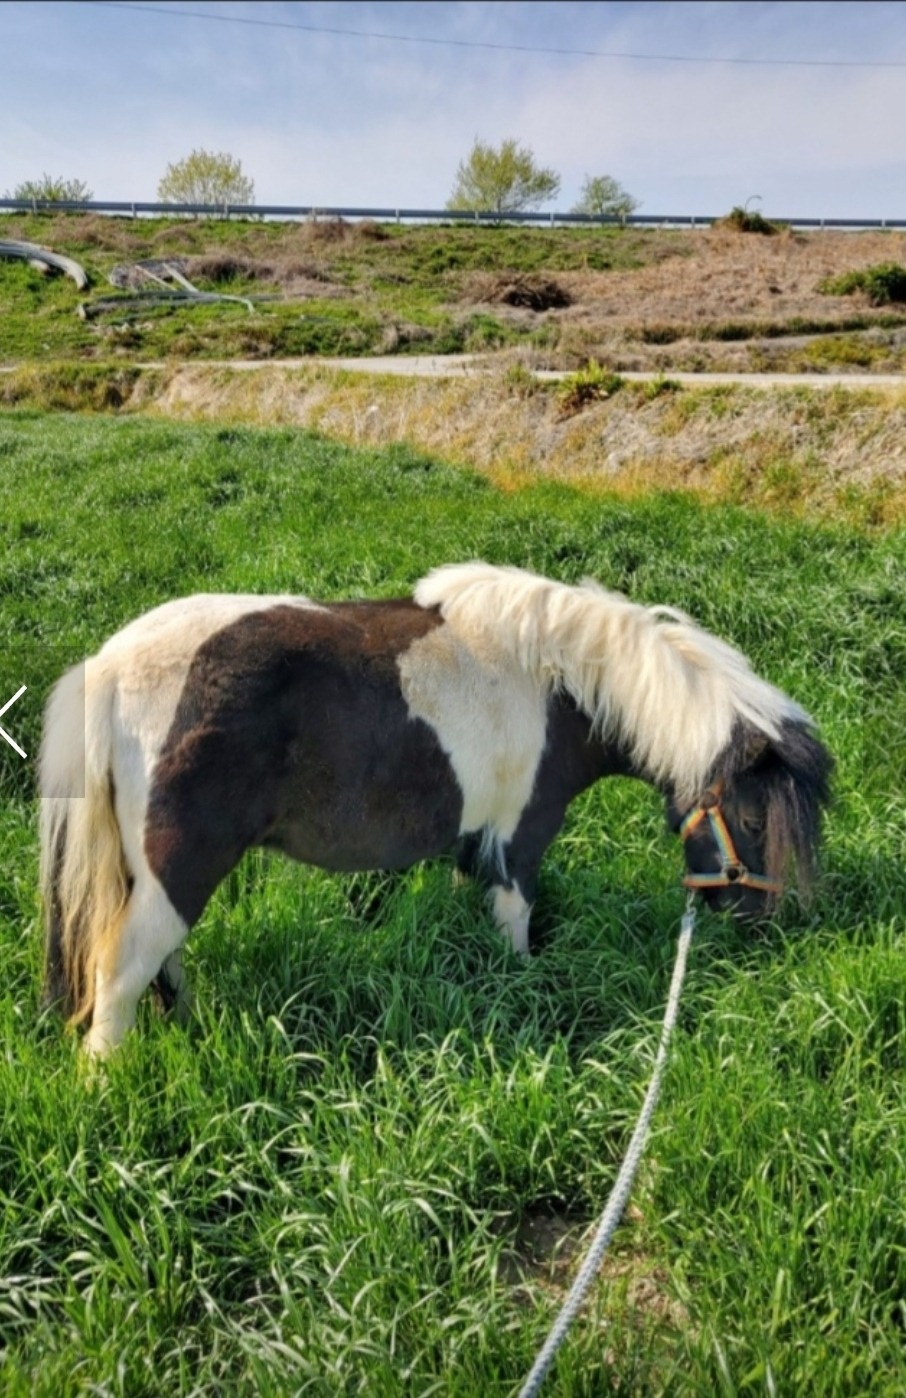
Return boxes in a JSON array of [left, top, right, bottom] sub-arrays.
[[555, 230, 906, 330], [43, 213, 149, 257], [448, 229, 906, 373], [120, 361, 906, 525]]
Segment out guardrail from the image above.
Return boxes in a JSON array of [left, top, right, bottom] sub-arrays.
[[1, 199, 905, 230]]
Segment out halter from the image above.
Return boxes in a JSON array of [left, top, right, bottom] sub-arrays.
[[679, 786, 782, 895]]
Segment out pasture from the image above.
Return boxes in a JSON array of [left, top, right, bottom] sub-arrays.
[[0, 410, 903, 1394]]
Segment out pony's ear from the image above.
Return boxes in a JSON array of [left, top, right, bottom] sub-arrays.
[[712, 723, 772, 789], [742, 728, 772, 769]]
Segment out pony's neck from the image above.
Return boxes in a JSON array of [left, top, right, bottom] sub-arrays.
[[547, 692, 652, 794], [416, 563, 806, 806]]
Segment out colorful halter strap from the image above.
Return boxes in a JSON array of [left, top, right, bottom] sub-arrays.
[[679, 787, 783, 895]]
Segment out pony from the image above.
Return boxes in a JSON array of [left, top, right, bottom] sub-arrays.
[[39, 563, 833, 1056]]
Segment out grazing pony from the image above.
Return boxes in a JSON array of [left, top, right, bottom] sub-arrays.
[[40, 563, 832, 1055]]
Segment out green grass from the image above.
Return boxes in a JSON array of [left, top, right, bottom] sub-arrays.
[[0, 412, 903, 1394]]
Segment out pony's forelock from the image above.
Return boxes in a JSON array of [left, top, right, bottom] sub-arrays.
[[763, 720, 834, 894], [415, 562, 809, 804]]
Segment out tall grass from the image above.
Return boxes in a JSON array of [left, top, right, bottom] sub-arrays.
[[0, 412, 903, 1394]]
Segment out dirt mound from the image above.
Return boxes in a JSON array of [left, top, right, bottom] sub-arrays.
[[186, 253, 264, 284], [462, 272, 571, 311], [292, 217, 389, 246], [184, 254, 345, 297], [48, 214, 146, 256]]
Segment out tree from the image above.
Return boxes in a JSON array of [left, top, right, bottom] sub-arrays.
[[572, 175, 639, 223], [5, 174, 93, 203], [157, 149, 254, 208], [446, 138, 560, 217]]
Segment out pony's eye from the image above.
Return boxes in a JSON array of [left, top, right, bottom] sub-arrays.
[[740, 814, 766, 836]]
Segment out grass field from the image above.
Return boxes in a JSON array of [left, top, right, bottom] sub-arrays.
[[0, 411, 904, 1395]]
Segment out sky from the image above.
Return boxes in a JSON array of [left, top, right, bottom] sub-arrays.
[[2, 1, 906, 217]]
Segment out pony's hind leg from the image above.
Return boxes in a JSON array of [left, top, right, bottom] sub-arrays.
[[84, 876, 188, 1057], [153, 947, 193, 1026]]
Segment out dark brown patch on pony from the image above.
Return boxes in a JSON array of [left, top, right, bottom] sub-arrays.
[[497, 693, 635, 903], [144, 599, 464, 927]]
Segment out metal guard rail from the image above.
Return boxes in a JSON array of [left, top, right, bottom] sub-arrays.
[[1, 199, 905, 230]]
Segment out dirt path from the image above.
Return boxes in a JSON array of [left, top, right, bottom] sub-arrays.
[[1, 355, 904, 388], [321, 357, 906, 389], [152, 355, 906, 388]]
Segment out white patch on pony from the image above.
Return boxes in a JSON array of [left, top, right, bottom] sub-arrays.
[[84, 874, 188, 1056], [493, 882, 531, 956], [397, 624, 547, 849], [415, 562, 809, 806]]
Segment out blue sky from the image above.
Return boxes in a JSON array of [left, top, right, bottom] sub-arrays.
[[3, 1, 906, 216]]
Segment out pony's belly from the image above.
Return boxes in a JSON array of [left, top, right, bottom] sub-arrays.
[[265, 804, 460, 873]]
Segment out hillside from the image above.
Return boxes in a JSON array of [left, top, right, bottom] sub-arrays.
[[3, 212, 906, 372]]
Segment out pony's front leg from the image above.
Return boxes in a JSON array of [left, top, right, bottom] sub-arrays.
[[455, 832, 532, 950], [492, 880, 532, 956], [84, 878, 188, 1057], [453, 831, 484, 888]]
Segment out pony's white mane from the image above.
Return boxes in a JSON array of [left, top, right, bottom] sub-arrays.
[[414, 562, 808, 802]]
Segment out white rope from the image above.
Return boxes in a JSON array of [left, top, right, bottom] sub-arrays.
[[516, 899, 696, 1398]]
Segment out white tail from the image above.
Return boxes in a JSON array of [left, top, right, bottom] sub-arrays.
[[39, 657, 131, 1025]]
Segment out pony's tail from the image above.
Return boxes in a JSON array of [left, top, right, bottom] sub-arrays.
[[39, 657, 131, 1026]]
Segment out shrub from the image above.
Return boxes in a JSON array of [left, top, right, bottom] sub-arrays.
[[718, 205, 780, 235], [820, 263, 906, 306], [503, 363, 539, 398], [557, 359, 624, 414], [5, 174, 93, 204], [640, 375, 683, 401]]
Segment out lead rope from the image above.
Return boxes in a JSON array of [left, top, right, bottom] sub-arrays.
[[516, 896, 697, 1398]]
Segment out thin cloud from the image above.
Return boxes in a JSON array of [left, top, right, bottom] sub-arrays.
[[1, 1, 904, 213]]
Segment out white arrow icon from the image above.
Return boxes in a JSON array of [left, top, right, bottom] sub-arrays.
[[0, 686, 27, 758]]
